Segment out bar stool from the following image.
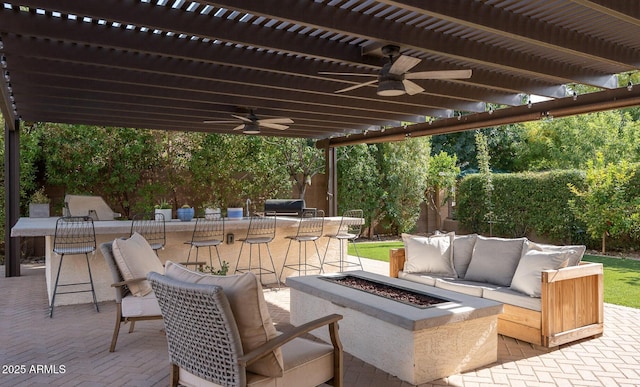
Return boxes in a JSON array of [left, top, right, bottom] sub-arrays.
[[130, 212, 166, 255], [234, 212, 280, 288], [322, 209, 364, 272], [49, 216, 100, 318], [185, 217, 225, 269], [280, 209, 325, 282]]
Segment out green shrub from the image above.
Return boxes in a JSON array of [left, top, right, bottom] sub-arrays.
[[457, 170, 588, 243]]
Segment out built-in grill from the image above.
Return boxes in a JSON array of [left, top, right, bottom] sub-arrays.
[[264, 199, 307, 216]]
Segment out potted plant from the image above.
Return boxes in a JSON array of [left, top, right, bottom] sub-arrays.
[[29, 188, 51, 218], [226, 201, 244, 219], [154, 199, 172, 221], [203, 200, 222, 220], [177, 204, 195, 222]]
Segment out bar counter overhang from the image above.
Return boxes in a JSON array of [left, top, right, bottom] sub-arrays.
[[11, 216, 352, 306]]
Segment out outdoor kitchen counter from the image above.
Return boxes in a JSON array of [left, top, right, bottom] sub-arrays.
[[11, 216, 350, 306]]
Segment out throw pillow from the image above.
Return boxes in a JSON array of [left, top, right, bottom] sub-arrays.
[[464, 236, 526, 286], [452, 234, 477, 278], [525, 241, 586, 266], [112, 232, 164, 297], [510, 249, 572, 297], [401, 233, 456, 276], [164, 261, 283, 377]]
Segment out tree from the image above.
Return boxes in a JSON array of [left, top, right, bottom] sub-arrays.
[[267, 138, 324, 200], [425, 151, 460, 228], [568, 153, 640, 253], [475, 131, 496, 235], [337, 144, 383, 237], [378, 137, 431, 234], [41, 123, 163, 217]]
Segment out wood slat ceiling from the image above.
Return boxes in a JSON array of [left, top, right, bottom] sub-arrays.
[[1, 0, 639, 145]]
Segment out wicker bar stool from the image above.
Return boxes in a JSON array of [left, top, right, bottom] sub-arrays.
[[49, 216, 100, 318]]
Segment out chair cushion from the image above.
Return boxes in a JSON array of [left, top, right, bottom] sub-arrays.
[[112, 232, 164, 297], [452, 234, 477, 278], [464, 236, 526, 286], [401, 233, 456, 276], [121, 292, 162, 317], [510, 249, 572, 297], [164, 261, 283, 377]]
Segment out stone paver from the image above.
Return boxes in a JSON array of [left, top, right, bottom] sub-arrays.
[[2, 260, 640, 386]]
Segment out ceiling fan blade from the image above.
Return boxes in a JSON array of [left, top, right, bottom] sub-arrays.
[[406, 69, 472, 80], [389, 55, 422, 75], [231, 114, 252, 122], [232, 124, 245, 131], [335, 79, 378, 93], [319, 71, 378, 77], [403, 80, 425, 95], [203, 120, 241, 124], [260, 123, 289, 130], [258, 118, 294, 125]]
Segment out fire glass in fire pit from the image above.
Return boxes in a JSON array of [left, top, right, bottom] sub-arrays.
[[321, 275, 449, 308]]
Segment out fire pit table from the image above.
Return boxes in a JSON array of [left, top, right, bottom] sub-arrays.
[[287, 271, 503, 385]]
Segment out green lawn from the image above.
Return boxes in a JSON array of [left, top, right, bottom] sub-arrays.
[[349, 241, 640, 309]]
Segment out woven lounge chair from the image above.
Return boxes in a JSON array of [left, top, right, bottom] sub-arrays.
[[149, 270, 344, 387]]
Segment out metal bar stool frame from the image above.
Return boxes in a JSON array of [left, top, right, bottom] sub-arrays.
[[234, 212, 281, 288], [49, 216, 100, 318], [322, 209, 364, 272], [185, 217, 225, 270], [280, 209, 325, 282], [130, 212, 166, 254]]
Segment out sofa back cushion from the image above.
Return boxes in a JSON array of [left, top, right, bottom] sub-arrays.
[[452, 234, 477, 278], [464, 236, 526, 286], [526, 241, 586, 266], [401, 233, 456, 276], [510, 249, 572, 297], [164, 261, 283, 377], [112, 232, 164, 297]]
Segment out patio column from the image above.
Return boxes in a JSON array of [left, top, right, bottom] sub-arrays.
[[4, 118, 20, 277], [325, 146, 337, 217]]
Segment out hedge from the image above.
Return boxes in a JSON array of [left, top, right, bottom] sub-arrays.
[[456, 170, 588, 243]]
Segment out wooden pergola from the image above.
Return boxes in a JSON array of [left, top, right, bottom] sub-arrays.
[[2, 1, 640, 276]]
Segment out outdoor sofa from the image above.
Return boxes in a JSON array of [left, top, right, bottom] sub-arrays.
[[389, 233, 604, 348]]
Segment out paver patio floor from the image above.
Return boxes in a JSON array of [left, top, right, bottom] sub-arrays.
[[2, 260, 639, 386]]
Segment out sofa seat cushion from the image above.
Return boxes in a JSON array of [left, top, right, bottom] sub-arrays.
[[435, 278, 501, 297], [112, 233, 164, 297], [398, 271, 456, 287], [483, 287, 541, 312], [164, 261, 283, 378], [401, 233, 456, 276], [121, 292, 161, 317], [464, 236, 526, 286]]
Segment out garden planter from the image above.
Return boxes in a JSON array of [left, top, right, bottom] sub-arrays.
[[205, 207, 222, 219], [29, 203, 50, 218], [227, 207, 243, 219], [177, 207, 195, 221], [155, 208, 172, 222]]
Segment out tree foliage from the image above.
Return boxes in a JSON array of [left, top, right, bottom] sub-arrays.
[[568, 153, 640, 252]]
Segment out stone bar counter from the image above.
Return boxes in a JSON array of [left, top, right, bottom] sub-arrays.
[[11, 215, 351, 306]]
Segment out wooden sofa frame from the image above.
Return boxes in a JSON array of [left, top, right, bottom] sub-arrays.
[[390, 248, 604, 348]]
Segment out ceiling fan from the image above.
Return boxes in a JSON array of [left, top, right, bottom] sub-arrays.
[[321, 45, 472, 97], [203, 110, 293, 134]]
